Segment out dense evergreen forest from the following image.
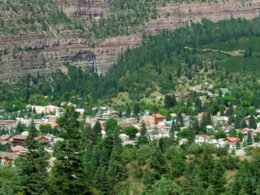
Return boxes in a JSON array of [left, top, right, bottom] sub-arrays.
[[0, 106, 259, 194], [92, 0, 249, 38], [1, 17, 259, 109], [0, 0, 84, 35], [93, 17, 260, 100]]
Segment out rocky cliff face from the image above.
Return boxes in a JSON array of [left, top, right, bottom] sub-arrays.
[[0, 0, 259, 79], [93, 0, 260, 74]]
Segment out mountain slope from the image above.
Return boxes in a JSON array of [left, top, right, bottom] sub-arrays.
[[1, 17, 259, 108], [0, 0, 259, 79]]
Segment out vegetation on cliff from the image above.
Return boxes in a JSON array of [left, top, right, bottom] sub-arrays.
[[0, 0, 83, 35], [0, 17, 259, 109]]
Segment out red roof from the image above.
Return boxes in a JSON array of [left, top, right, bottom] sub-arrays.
[[226, 137, 240, 142], [152, 113, 165, 119]]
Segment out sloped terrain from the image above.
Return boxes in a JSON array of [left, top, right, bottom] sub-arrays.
[[0, 0, 259, 79]]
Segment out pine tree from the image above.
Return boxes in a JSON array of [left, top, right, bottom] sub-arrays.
[[228, 114, 235, 125], [205, 112, 212, 125], [195, 98, 203, 113], [177, 65, 182, 78], [126, 105, 131, 117], [82, 124, 96, 149], [234, 116, 241, 129], [169, 121, 176, 143], [95, 166, 110, 194], [241, 119, 248, 128], [188, 128, 195, 144], [137, 121, 149, 145], [50, 106, 89, 194], [133, 103, 140, 117], [246, 131, 253, 145], [16, 123, 49, 194], [93, 120, 102, 137], [249, 114, 257, 129], [198, 147, 215, 188], [141, 121, 147, 136], [191, 117, 200, 135], [164, 94, 177, 108], [107, 147, 127, 193], [177, 112, 184, 127], [211, 162, 226, 194]]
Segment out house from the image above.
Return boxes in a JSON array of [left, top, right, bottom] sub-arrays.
[[0, 120, 19, 130], [226, 137, 240, 149], [76, 109, 85, 115], [28, 105, 62, 115], [11, 145, 27, 154], [195, 135, 211, 144], [175, 92, 192, 100], [118, 118, 138, 128], [209, 138, 226, 148], [17, 118, 31, 126], [201, 82, 213, 90], [142, 113, 165, 127], [152, 113, 165, 124], [35, 135, 50, 145], [212, 116, 229, 126], [122, 140, 136, 147], [179, 138, 188, 145], [34, 116, 59, 129], [119, 134, 129, 142], [206, 125, 214, 133], [11, 135, 28, 146], [47, 116, 59, 128], [86, 117, 95, 126], [182, 114, 191, 127], [0, 135, 11, 145], [241, 128, 249, 135], [34, 119, 48, 129], [0, 152, 19, 167]]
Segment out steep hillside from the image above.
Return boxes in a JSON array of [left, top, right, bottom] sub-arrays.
[[0, 0, 259, 79], [1, 17, 259, 108], [92, 17, 260, 103]]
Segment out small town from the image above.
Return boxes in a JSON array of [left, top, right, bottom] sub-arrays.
[[1, 83, 259, 168]]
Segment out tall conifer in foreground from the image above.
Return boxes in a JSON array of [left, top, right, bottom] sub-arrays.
[[16, 123, 49, 194], [50, 106, 89, 194]]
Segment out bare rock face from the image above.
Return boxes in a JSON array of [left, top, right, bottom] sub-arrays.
[[0, 32, 96, 79], [0, 0, 259, 79]]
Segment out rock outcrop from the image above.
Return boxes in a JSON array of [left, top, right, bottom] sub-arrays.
[[0, 0, 259, 79]]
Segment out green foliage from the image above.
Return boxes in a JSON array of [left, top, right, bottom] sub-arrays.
[[106, 118, 119, 135], [93, 17, 260, 102], [16, 124, 49, 194], [232, 155, 260, 194], [92, 0, 158, 38], [50, 106, 90, 194], [0, 0, 80, 35], [29, 94, 49, 106], [124, 126, 138, 139], [249, 114, 257, 129], [164, 94, 177, 108], [39, 124, 53, 134]]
